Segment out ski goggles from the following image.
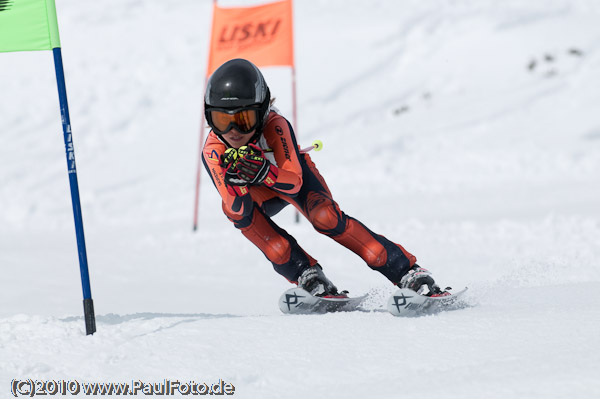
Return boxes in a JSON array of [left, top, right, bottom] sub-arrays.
[[207, 107, 259, 135]]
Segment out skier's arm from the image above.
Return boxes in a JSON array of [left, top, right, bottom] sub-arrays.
[[264, 116, 303, 196]]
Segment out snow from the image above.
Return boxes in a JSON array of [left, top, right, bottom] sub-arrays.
[[1, 0, 600, 398]]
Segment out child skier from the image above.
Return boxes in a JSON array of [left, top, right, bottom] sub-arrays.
[[202, 58, 442, 297]]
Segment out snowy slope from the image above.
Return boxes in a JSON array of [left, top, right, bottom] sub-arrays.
[[1, 0, 600, 398]]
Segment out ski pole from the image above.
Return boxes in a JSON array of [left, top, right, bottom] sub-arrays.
[[262, 139, 324, 154]]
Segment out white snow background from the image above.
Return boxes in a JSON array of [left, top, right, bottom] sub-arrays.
[[1, 0, 600, 398]]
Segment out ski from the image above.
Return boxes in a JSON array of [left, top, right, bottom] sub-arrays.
[[387, 287, 469, 317], [279, 287, 368, 314]]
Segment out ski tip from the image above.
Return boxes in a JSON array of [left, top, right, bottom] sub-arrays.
[[386, 286, 469, 317], [278, 288, 317, 314]]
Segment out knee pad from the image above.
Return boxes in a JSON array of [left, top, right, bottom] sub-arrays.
[[309, 202, 346, 236]]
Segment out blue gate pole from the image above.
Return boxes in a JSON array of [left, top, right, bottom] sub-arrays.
[[52, 47, 96, 335]]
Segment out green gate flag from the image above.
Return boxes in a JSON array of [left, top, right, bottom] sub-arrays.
[[1, 0, 96, 335], [0, 0, 61, 52]]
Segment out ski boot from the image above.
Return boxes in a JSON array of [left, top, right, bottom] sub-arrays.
[[399, 264, 446, 297], [298, 264, 346, 298]]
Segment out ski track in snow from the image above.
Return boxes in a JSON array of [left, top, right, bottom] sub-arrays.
[[1, 0, 600, 398]]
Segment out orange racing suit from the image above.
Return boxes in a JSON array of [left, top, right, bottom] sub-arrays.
[[202, 111, 417, 284]]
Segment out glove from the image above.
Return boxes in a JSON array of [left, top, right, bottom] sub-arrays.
[[236, 144, 278, 187], [220, 148, 248, 196]]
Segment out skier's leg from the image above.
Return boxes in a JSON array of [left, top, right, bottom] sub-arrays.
[[223, 201, 317, 283], [292, 154, 417, 284]]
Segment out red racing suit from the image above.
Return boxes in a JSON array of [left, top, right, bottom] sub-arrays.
[[202, 111, 417, 284]]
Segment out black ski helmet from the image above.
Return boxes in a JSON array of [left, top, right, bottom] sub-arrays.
[[204, 59, 271, 140]]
